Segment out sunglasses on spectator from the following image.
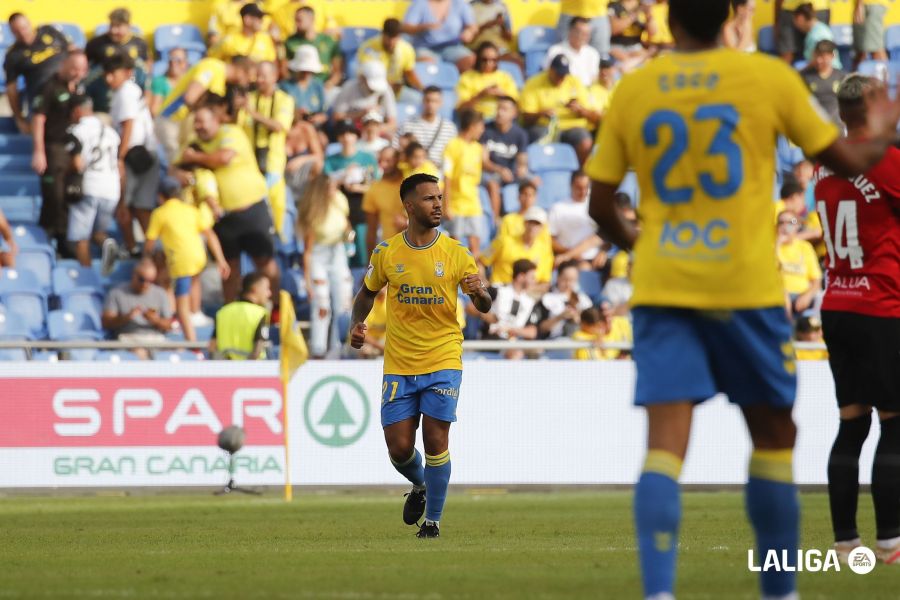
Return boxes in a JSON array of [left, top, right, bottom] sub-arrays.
[[481, 56, 498, 63], [778, 218, 799, 226], [169, 56, 186, 63]]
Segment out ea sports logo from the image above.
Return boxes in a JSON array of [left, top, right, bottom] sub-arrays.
[[847, 547, 876, 575]]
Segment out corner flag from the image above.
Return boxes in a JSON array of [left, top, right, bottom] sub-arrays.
[[279, 290, 308, 501]]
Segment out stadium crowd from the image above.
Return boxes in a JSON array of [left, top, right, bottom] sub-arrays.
[[0, 0, 890, 361]]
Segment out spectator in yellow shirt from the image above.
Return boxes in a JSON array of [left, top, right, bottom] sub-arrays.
[[456, 42, 519, 120], [774, 181, 825, 257], [794, 315, 829, 360], [572, 305, 633, 360], [144, 178, 230, 343], [644, 0, 674, 52], [363, 147, 408, 256], [401, 141, 442, 182], [586, 57, 619, 128], [520, 55, 597, 165], [211, 3, 277, 63], [481, 206, 554, 285], [443, 110, 493, 257], [357, 19, 424, 104], [777, 209, 822, 318]]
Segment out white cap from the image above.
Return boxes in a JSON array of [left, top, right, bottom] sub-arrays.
[[522, 206, 547, 225], [287, 45, 323, 74], [360, 60, 389, 94], [361, 110, 384, 124]]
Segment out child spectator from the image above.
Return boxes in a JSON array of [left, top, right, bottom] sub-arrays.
[[358, 112, 390, 156], [777, 209, 822, 318], [774, 181, 824, 252], [144, 179, 230, 343], [402, 142, 442, 181], [480, 96, 530, 221], [572, 304, 632, 360], [443, 110, 491, 256]]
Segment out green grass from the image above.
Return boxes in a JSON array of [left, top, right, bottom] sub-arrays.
[[0, 491, 893, 599]]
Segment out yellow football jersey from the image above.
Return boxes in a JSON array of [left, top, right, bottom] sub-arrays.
[[161, 58, 227, 121], [586, 49, 838, 309], [364, 232, 478, 375]]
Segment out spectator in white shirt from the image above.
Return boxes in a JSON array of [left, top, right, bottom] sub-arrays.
[[549, 171, 604, 268], [104, 54, 160, 256], [535, 259, 594, 339], [481, 258, 539, 359], [331, 60, 398, 136], [546, 17, 601, 88], [393, 86, 458, 167], [64, 95, 122, 267]]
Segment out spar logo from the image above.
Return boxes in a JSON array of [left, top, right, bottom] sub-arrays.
[[303, 376, 370, 447]]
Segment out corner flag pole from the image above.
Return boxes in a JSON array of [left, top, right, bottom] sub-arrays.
[[279, 290, 308, 502]]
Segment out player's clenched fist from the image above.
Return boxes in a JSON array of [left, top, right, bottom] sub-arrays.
[[461, 273, 487, 296], [349, 322, 368, 349]]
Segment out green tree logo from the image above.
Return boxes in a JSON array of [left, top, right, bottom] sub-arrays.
[[303, 376, 370, 447]]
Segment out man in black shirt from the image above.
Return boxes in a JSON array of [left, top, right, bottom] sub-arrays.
[[3, 12, 70, 133], [801, 40, 846, 125], [32, 51, 88, 247], [85, 8, 149, 113]]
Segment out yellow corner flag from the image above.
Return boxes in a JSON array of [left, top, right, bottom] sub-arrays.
[[279, 290, 308, 501]]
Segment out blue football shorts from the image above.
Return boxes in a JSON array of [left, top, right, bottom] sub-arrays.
[[632, 306, 796, 408], [381, 369, 462, 427]]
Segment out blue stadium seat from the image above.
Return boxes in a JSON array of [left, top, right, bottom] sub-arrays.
[[50, 23, 86, 48], [757, 26, 776, 54], [280, 266, 306, 302], [11, 222, 49, 247], [527, 143, 579, 209], [0, 291, 47, 339], [105, 259, 137, 288], [858, 60, 887, 78], [0, 175, 40, 197], [501, 183, 520, 214], [0, 197, 38, 223], [152, 60, 167, 78], [414, 61, 460, 90], [831, 24, 854, 68], [47, 310, 103, 341], [30, 350, 59, 362], [0, 348, 27, 361], [154, 24, 206, 55], [95, 350, 142, 362], [17, 246, 54, 294], [0, 154, 29, 172], [0, 23, 12, 48], [325, 142, 342, 156], [0, 268, 43, 294], [67, 348, 98, 361], [617, 171, 640, 206], [59, 290, 104, 323], [479, 186, 496, 241], [578, 270, 604, 304], [518, 26, 558, 78], [396, 102, 421, 126], [498, 61, 525, 89], [52, 265, 104, 296], [440, 89, 457, 120], [154, 350, 203, 362], [0, 48, 7, 89], [0, 305, 32, 340], [888, 26, 900, 60], [0, 133, 33, 153], [339, 27, 379, 57]]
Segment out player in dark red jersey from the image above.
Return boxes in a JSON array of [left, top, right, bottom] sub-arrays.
[[816, 74, 900, 565]]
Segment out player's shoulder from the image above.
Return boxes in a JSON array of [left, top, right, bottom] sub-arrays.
[[372, 233, 405, 258], [438, 233, 475, 260]]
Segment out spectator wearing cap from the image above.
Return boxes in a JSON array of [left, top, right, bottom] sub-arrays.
[[793, 3, 840, 68], [608, 0, 650, 71], [549, 171, 604, 268], [794, 316, 829, 360], [392, 86, 457, 167], [585, 57, 618, 126], [211, 3, 277, 63], [357, 18, 424, 104], [481, 205, 554, 286], [208, 0, 268, 47], [456, 41, 519, 120], [520, 55, 596, 165], [284, 6, 342, 94], [534, 259, 593, 339], [239, 61, 294, 239], [801, 40, 845, 124], [468, 0, 522, 69], [854, 0, 889, 63], [363, 147, 407, 256], [556, 0, 612, 59], [4, 12, 71, 133], [479, 258, 540, 359], [777, 208, 822, 318], [480, 96, 530, 221], [280, 45, 327, 126], [84, 8, 150, 113], [144, 178, 229, 344], [324, 120, 379, 262], [332, 60, 398, 136], [359, 112, 390, 156], [402, 0, 479, 72], [102, 258, 175, 360], [546, 17, 601, 88], [64, 95, 122, 268]]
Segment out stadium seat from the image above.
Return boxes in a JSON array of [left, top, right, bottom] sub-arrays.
[[757, 26, 776, 54], [30, 350, 59, 362], [52, 265, 104, 296], [16, 246, 54, 294], [280, 266, 306, 302], [527, 143, 579, 209], [0, 23, 12, 48], [0, 306, 32, 340], [59, 290, 104, 323], [325, 142, 342, 156], [0, 348, 27, 361], [518, 26, 558, 77], [339, 27, 379, 57], [0, 268, 43, 294], [67, 348, 98, 361], [858, 60, 887, 78], [498, 61, 525, 89], [396, 102, 421, 126], [578, 270, 604, 304], [617, 171, 640, 206], [350, 266, 367, 291], [0, 118, 14, 135], [479, 186, 496, 241], [154, 24, 206, 55], [49, 23, 86, 48], [0, 133, 33, 153], [0, 175, 40, 197], [152, 60, 167, 78], [154, 351, 203, 362], [105, 259, 136, 288], [11, 222, 49, 247], [831, 24, 854, 68], [47, 310, 104, 341], [0, 48, 7, 89], [95, 350, 142, 362], [0, 153, 29, 172], [440, 90, 457, 120], [414, 61, 460, 91], [0, 291, 47, 339], [888, 26, 900, 60], [501, 183, 520, 214]]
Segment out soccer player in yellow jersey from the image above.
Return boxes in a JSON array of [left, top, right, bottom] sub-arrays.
[[586, 1, 900, 598], [349, 173, 492, 538]]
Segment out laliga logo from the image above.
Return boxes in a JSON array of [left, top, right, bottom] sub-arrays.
[[747, 547, 875, 574]]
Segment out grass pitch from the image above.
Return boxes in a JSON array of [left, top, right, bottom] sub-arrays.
[[0, 490, 893, 599]]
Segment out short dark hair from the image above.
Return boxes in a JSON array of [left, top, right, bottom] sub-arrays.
[[403, 141, 425, 159], [423, 85, 442, 96], [241, 272, 268, 298], [557, 259, 580, 275], [475, 41, 499, 70], [669, 0, 730, 44], [569, 16, 590, 29], [231, 55, 255, 70], [581, 307, 602, 325], [458, 108, 483, 132], [519, 180, 537, 194], [496, 95, 518, 108], [400, 173, 440, 203], [813, 39, 837, 55], [298, 6, 315, 16], [613, 192, 632, 210], [571, 170, 588, 184], [8, 13, 25, 25], [103, 52, 134, 73], [383, 18, 402, 37], [512, 259, 537, 279], [780, 182, 804, 198], [793, 3, 815, 20]]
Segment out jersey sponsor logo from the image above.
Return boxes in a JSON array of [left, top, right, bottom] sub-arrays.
[[395, 264, 404, 273], [657, 71, 719, 93], [435, 261, 444, 277], [396, 283, 445, 305], [429, 386, 459, 398], [829, 275, 871, 291], [659, 219, 730, 259]]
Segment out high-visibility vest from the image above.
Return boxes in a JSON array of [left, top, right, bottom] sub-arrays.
[[215, 301, 269, 360]]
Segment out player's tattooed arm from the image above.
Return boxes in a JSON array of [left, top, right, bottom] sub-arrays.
[[588, 181, 638, 251], [462, 274, 492, 314], [349, 284, 379, 349]]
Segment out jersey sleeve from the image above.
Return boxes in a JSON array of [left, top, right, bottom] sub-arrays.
[[457, 244, 479, 285], [584, 85, 628, 185], [772, 62, 840, 158], [871, 148, 900, 208], [364, 244, 388, 292]]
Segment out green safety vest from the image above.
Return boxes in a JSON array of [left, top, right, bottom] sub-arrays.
[[215, 301, 269, 360]]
